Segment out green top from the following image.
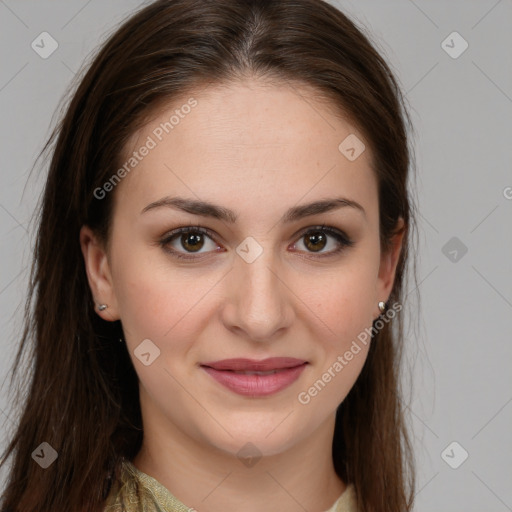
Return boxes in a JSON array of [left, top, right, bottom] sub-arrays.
[[104, 458, 358, 512]]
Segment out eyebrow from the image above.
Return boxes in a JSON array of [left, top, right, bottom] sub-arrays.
[[140, 195, 366, 223]]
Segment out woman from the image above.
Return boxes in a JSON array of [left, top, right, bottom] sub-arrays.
[[0, 0, 418, 511]]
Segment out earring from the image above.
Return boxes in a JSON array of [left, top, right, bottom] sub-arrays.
[[378, 301, 387, 313], [98, 304, 108, 311]]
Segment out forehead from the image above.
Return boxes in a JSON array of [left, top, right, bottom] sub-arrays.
[[114, 78, 377, 222]]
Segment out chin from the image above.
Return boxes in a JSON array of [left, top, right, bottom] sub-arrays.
[[199, 416, 309, 459]]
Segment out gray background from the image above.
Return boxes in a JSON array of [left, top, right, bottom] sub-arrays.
[[0, 1, 511, 510]]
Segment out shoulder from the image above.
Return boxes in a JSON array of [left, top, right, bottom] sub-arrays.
[[102, 458, 191, 512], [331, 482, 359, 512], [102, 459, 149, 512]]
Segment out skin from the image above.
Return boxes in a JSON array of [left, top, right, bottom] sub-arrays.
[[80, 77, 404, 512]]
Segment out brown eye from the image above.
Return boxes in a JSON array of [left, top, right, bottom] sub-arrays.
[[159, 224, 354, 262], [303, 231, 328, 252], [180, 232, 205, 252], [160, 226, 220, 260], [292, 226, 354, 258]]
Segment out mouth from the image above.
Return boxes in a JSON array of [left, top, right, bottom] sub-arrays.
[[200, 357, 307, 372], [200, 358, 308, 397], [221, 369, 284, 375]]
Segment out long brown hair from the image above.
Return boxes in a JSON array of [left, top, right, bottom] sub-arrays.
[[0, 1, 419, 511]]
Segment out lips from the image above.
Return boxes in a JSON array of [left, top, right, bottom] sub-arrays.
[[200, 357, 307, 372], [200, 357, 308, 397]]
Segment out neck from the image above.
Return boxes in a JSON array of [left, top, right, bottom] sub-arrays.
[[133, 405, 346, 512]]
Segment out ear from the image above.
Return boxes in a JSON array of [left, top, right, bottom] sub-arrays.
[[79, 225, 120, 321], [374, 217, 405, 319]]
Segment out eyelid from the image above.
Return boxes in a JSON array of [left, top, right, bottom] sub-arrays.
[[294, 223, 352, 243], [290, 224, 354, 258], [159, 225, 221, 259], [159, 224, 354, 260]]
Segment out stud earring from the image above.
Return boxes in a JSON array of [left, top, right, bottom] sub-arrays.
[[378, 301, 387, 313], [98, 304, 108, 311]]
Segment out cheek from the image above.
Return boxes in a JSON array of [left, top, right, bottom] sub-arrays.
[[295, 271, 374, 410], [109, 240, 205, 346], [111, 220, 379, 353], [294, 260, 378, 343]]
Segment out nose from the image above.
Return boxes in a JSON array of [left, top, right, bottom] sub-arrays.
[[220, 249, 295, 342]]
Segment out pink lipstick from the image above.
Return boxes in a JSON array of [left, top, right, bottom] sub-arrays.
[[200, 357, 308, 397]]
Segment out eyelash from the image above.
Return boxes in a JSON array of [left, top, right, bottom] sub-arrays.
[[158, 224, 355, 261]]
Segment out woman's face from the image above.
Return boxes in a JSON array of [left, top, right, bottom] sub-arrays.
[[81, 78, 402, 458]]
